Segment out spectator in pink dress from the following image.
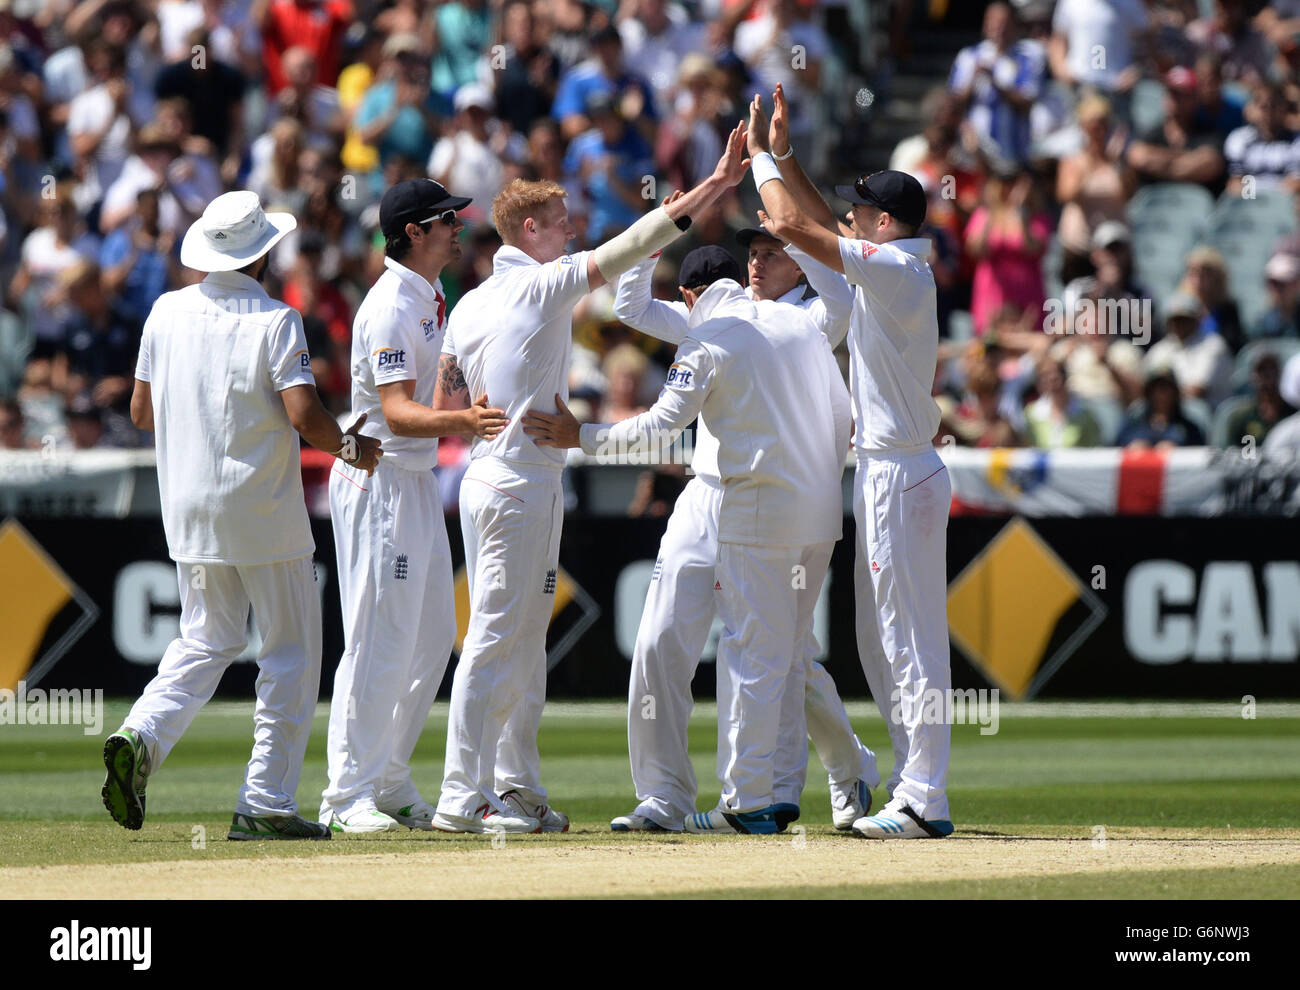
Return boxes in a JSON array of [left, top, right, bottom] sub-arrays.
[[964, 171, 1052, 335]]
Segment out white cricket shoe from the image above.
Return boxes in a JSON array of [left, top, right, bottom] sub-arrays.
[[610, 812, 675, 832], [380, 799, 438, 831], [431, 803, 541, 834], [324, 805, 402, 833], [851, 806, 954, 840], [500, 789, 569, 832], [830, 778, 872, 831]]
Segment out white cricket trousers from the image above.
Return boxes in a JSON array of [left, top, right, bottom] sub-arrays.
[[124, 556, 320, 817], [320, 460, 455, 819], [713, 539, 836, 814], [629, 479, 874, 825], [438, 457, 563, 819], [853, 445, 952, 821]]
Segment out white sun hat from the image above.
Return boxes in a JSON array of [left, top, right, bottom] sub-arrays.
[[180, 191, 297, 273]]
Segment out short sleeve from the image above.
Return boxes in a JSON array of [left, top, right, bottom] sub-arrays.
[[838, 237, 911, 301], [441, 316, 458, 357], [267, 309, 317, 391], [135, 317, 152, 382], [365, 306, 421, 386], [529, 251, 591, 308]]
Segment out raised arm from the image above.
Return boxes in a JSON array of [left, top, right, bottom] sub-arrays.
[[768, 84, 840, 234], [611, 254, 690, 345], [749, 95, 845, 273], [585, 121, 752, 290], [771, 212, 853, 348]]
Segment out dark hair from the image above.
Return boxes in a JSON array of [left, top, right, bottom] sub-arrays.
[[385, 220, 431, 262]]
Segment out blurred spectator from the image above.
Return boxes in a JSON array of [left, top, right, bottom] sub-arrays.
[[1224, 83, 1300, 196], [1185, 0, 1273, 85], [1116, 368, 1207, 447], [431, 0, 492, 102], [154, 28, 247, 183], [552, 25, 656, 143], [7, 189, 99, 359], [268, 45, 344, 151], [1251, 252, 1300, 340], [355, 33, 441, 170], [99, 187, 174, 326], [965, 170, 1051, 334], [54, 260, 138, 416], [65, 392, 107, 449], [1024, 354, 1102, 447], [282, 232, 350, 405], [948, 2, 1044, 165], [733, 0, 828, 162], [627, 465, 687, 518], [654, 54, 724, 190], [491, 0, 560, 135], [563, 90, 653, 240], [249, 117, 307, 215], [0, 396, 32, 449], [950, 362, 1023, 447], [259, 0, 353, 95], [1178, 246, 1243, 353], [428, 83, 506, 227], [1222, 351, 1296, 447], [337, 28, 383, 174], [1126, 66, 1226, 190], [597, 343, 650, 422], [1192, 51, 1245, 139], [1145, 291, 1233, 406], [1052, 293, 1145, 406], [1049, 0, 1148, 110], [100, 123, 220, 237], [1056, 96, 1136, 280], [617, 0, 708, 107], [67, 42, 133, 215], [1060, 220, 1148, 318]]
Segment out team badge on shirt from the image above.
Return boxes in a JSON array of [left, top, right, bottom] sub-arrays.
[[665, 364, 695, 390], [420, 317, 436, 340], [862, 243, 879, 258], [293, 349, 310, 368]]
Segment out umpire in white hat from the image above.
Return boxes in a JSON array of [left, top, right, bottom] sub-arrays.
[[102, 191, 381, 841]]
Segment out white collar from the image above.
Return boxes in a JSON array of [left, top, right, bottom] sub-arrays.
[[687, 279, 752, 330], [202, 270, 269, 297], [889, 237, 932, 259], [383, 256, 439, 301]]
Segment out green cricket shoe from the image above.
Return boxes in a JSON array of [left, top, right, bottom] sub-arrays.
[[102, 727, 150, 831], [228, 812, 332, 841]]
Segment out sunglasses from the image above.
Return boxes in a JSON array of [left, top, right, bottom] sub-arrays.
[[853, 176, 876, 206], [421, 209, 461, 227]]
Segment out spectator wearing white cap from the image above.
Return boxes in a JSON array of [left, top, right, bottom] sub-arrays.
[[1144, 290, 1233, 407], [428, 83, 506, 227], [1251, 253, 1300, 340]]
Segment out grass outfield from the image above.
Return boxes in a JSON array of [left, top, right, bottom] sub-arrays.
[[2, 699, 1299, 898]]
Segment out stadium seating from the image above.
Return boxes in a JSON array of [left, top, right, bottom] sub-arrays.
[[1230, 339, 1300, 394], [1128, 183, 1215, 310], [1083, 395, 1124, 446], [1129, 79, 1168, 136], [1209, 394, 1254, 447], [1201, 192, 1299, 330]]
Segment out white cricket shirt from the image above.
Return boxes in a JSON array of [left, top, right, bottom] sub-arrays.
[[442, 244, 592, 470], [583, 279, 851, 547], [612, 249, 852, 485], [838, 236, 942, 453], [348, 257, 449, 472], [135, 270, 317, 565]]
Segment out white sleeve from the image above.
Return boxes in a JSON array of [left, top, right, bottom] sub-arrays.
[[135, 316, 152, 383], [579, 339, 714, 456], [440, 316, 457, 357], [786, 243, 853, 348], [838, 237, 911, 304], [428, 138, 453, 179], [612, 255, 690, 345], [365, 305, 421, 386], [529, 250, 592, 310], [267, 309, 317, 391]]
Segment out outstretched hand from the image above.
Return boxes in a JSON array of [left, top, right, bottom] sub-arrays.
[[466, 393, 509, 439], [344, 412, 383, 475], [713, 119, 753, 187], [747, 94, 771, 157], [770, 84, 790, 157], [522, 394, 582, 449]]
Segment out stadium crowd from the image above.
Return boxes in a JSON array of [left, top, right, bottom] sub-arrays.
[[2, 0, 1300, 481]]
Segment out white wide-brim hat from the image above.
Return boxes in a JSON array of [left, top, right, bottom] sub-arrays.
[[180, 191, 297, 273]]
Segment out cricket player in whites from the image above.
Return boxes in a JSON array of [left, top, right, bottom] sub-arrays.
[[609, 224, 879, 831], [524, 245, 851, 834], [319, 180, 508, 833], [429, 123, 754, 834], [752, 86, 954, 839], [104, 191, 380, 840]]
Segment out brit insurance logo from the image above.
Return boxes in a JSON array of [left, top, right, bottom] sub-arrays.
[[665, 364, 694, 390], [420, 317, 436, 341], [0, 519, 99, 692], [373, 347, 406, 369]]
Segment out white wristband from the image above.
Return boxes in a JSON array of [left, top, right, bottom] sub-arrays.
[[772, 144, 795, 161], [751, 152, 782, 189]]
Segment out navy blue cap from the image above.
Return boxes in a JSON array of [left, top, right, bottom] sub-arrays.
[[834, 170, 927, 228]]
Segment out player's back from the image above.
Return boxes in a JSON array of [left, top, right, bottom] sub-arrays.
[[444, 245, 592, 470], [140, 272, 314, 566], [688, 283, 848, 547]]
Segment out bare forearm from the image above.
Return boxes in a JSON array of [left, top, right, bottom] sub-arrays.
[[293, 400, 347, 453], [386, 397, 475, 437], [775, 153, 837, 232]]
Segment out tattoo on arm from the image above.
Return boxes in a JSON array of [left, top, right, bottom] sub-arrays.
[[437, 354, 468, 401]]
